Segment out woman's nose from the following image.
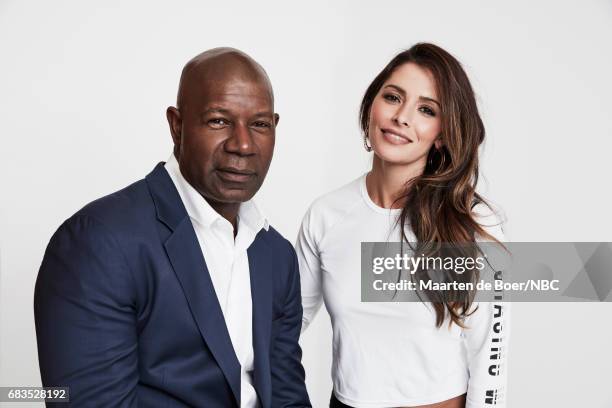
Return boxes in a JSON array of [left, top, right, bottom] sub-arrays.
[[392, 105, 412, 127]]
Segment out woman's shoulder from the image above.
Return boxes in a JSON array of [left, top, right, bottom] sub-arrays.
[[300, 174, 365, 235], [310, 175, 363, 211], [472, 200, 507, 242]]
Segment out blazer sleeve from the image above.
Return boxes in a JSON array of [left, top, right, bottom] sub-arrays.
[[269, 245, 312, 408], [463, 203, 511, 408], [34, 214, 139, 407]]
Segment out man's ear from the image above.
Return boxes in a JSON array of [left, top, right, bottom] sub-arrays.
[[166, 106, 182, 149], [274, 113, 280, 127]]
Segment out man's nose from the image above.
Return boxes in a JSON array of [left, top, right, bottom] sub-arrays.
[[224, 123, 256, 156]]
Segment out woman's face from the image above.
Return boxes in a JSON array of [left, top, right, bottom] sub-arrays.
[[368, 62, 442, 168]]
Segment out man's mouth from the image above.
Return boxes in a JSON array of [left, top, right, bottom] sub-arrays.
[[216, 167, 256, 182]]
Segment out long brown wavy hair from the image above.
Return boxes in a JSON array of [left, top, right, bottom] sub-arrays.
[[360, 43, 501, 328]]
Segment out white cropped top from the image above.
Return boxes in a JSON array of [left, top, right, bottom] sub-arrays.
[[296, 174, 510, 408]]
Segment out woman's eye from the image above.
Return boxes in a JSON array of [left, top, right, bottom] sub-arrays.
[[419, 106, 436, 117], [383, 93, 401, 103]]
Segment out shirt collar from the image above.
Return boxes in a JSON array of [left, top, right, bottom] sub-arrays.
[[238, 199, 270, 233], [164, 153, 269, 232]]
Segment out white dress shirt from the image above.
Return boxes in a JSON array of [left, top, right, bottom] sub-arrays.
[[297, 174, 510, 408], [165, 154, 268, 408]]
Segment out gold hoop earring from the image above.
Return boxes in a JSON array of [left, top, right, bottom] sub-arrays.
[[437, 151, 446, 172], [435, 149, 447, 173], [427, 147, 446, 173], [363, 133, 372, 152]]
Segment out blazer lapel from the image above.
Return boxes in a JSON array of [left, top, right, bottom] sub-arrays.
[[248, 234, 274, 408], [146, 163, 241, 405]]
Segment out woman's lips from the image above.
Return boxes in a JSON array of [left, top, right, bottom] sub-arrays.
[[381, 129, 412, 145]]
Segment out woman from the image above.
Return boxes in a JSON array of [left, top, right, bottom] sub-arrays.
[[297, 43, 510, 408]]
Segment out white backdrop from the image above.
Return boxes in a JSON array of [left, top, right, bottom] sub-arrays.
[[1, 1, 612, 407]]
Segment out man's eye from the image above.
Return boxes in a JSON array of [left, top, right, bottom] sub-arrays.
[[418, 106, 436, 117], [208, 118, 229, 127], [383, 93, 401, 103], [253, 121, 271, 128]]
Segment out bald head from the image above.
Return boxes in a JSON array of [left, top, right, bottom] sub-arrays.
[[176, 47, 274, 110], [166, 47, 279, 222]]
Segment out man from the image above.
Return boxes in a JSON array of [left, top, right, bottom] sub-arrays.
[[34, 48, 311, 408]]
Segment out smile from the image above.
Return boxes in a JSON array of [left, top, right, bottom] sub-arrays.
[[381, 129, 413, 145]]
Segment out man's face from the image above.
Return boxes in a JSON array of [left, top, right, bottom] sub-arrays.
[[169, 75, 278, 205]]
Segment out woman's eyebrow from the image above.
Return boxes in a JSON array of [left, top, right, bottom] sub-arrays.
[[418, 96, 440, 107], [383, 84, 406, 95]]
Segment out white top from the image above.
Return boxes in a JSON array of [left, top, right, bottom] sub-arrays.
[[165, 154, 268, 408], [296, 174, 510, 408]]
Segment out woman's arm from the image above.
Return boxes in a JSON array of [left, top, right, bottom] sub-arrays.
[[295, 206, 324, 332], [463, 300, 511, 408], [463, 203, 511, 408]]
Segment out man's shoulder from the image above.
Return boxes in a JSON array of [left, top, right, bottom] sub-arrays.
[[66, 177, 155, 234], [256, 225, 295, 258]]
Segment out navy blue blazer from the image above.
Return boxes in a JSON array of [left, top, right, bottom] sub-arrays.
[[34, 163, 311, 407]]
